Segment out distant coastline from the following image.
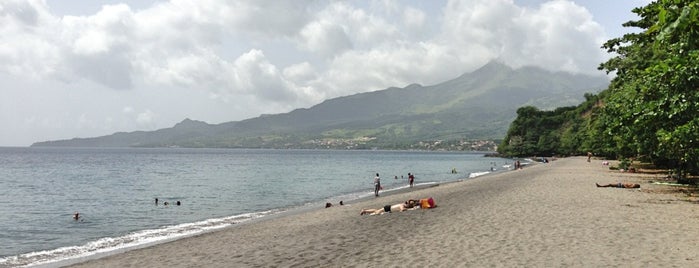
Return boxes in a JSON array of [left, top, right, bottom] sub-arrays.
[[31, 138, 501, 152]]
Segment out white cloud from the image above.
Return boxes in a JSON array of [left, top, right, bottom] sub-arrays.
[[124, 106, 158, 128], [0, 0, 311, 91], [136, 109, 156, 125], [403, 7, 426, 31], [502, 0, 606, 72], [289, 0, 607, 101], [320, 41, 463, 97], [221, 0, 310, 38], [439, 0, 606, 74], [229, 50, 286, 99], [299, 20, 353, 58], [0, 0, 60, 78], [0, 0, 622, 146], [1, 0, 606, 96], [329, 2, 400, 48], [283, 62, 317, 84], [65, 4, 134, 55]]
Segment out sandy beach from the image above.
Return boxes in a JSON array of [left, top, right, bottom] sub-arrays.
[[67, 157, 699, 267]]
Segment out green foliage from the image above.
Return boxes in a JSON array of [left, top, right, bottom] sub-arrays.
[[499, 105, 577, 156], [500, 0, 699, 176], [598, 0, 699, 175], [498, 94, 603, 157], [618, 158, 631, 170]]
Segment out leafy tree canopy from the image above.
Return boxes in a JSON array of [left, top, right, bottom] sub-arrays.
[[600, 0, 699, 176], [500, 0, 699, 176]]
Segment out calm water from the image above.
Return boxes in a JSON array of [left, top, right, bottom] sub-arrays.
[[0, 147, 511, 267]]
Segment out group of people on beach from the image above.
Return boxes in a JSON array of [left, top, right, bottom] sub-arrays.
[[325, 172, 434, 213], [360, 197, 436, 215], [155, 198, 181, 206], [72, 198, 184, 221], [513, 160, 522, 170], [325, 201, 344, 208], [374, 172, 416, 197]]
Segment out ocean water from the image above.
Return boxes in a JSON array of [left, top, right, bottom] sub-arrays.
[[0, 147, 511, 267]]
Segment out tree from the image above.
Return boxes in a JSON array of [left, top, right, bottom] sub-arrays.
[[599, 0, 699, 176], [499, 106, 577, 157]]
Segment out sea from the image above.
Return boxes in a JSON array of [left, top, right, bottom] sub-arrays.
[[0, 147, 513, 267]]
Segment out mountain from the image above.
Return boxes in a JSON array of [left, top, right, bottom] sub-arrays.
[[31, 61, 610, 149]]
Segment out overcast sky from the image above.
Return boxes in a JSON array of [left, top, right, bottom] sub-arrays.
[[1, 0, 650, 146]]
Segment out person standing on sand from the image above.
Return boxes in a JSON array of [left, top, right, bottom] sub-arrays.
[[587, 152, 592, 162], [374, 173, 381, 197]]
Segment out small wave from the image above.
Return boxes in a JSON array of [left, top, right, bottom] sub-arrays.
[[359, 182, 440, 197], [468, 171, 490, 178], [0, 210, 277, 267]]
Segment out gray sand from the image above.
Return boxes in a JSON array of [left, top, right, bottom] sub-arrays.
[[68, 157, 699, 267]]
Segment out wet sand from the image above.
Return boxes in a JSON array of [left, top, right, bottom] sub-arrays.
[[68, 157, 699, 267]]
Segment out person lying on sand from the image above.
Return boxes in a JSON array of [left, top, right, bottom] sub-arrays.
[[360, 199, 419, 215], [596, 182, 640, 188]]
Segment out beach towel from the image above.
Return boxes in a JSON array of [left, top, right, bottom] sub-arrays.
[[420, 197, 436, 209]]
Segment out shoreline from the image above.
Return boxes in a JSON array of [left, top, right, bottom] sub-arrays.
[[29, 170, 496, 268], [67, 157, 699, 267]]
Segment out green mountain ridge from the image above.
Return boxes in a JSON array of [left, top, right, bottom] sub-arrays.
[[31, 61, 610, 149]]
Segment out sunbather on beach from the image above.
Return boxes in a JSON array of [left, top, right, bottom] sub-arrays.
[[360, 200, 419, 215], [596, 182, 640, 188]]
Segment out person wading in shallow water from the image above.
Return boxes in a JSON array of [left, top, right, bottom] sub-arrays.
[[374, 173, 381, 197]]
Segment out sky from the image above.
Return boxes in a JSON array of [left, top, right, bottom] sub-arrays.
[[1, 0, 651, 146]]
